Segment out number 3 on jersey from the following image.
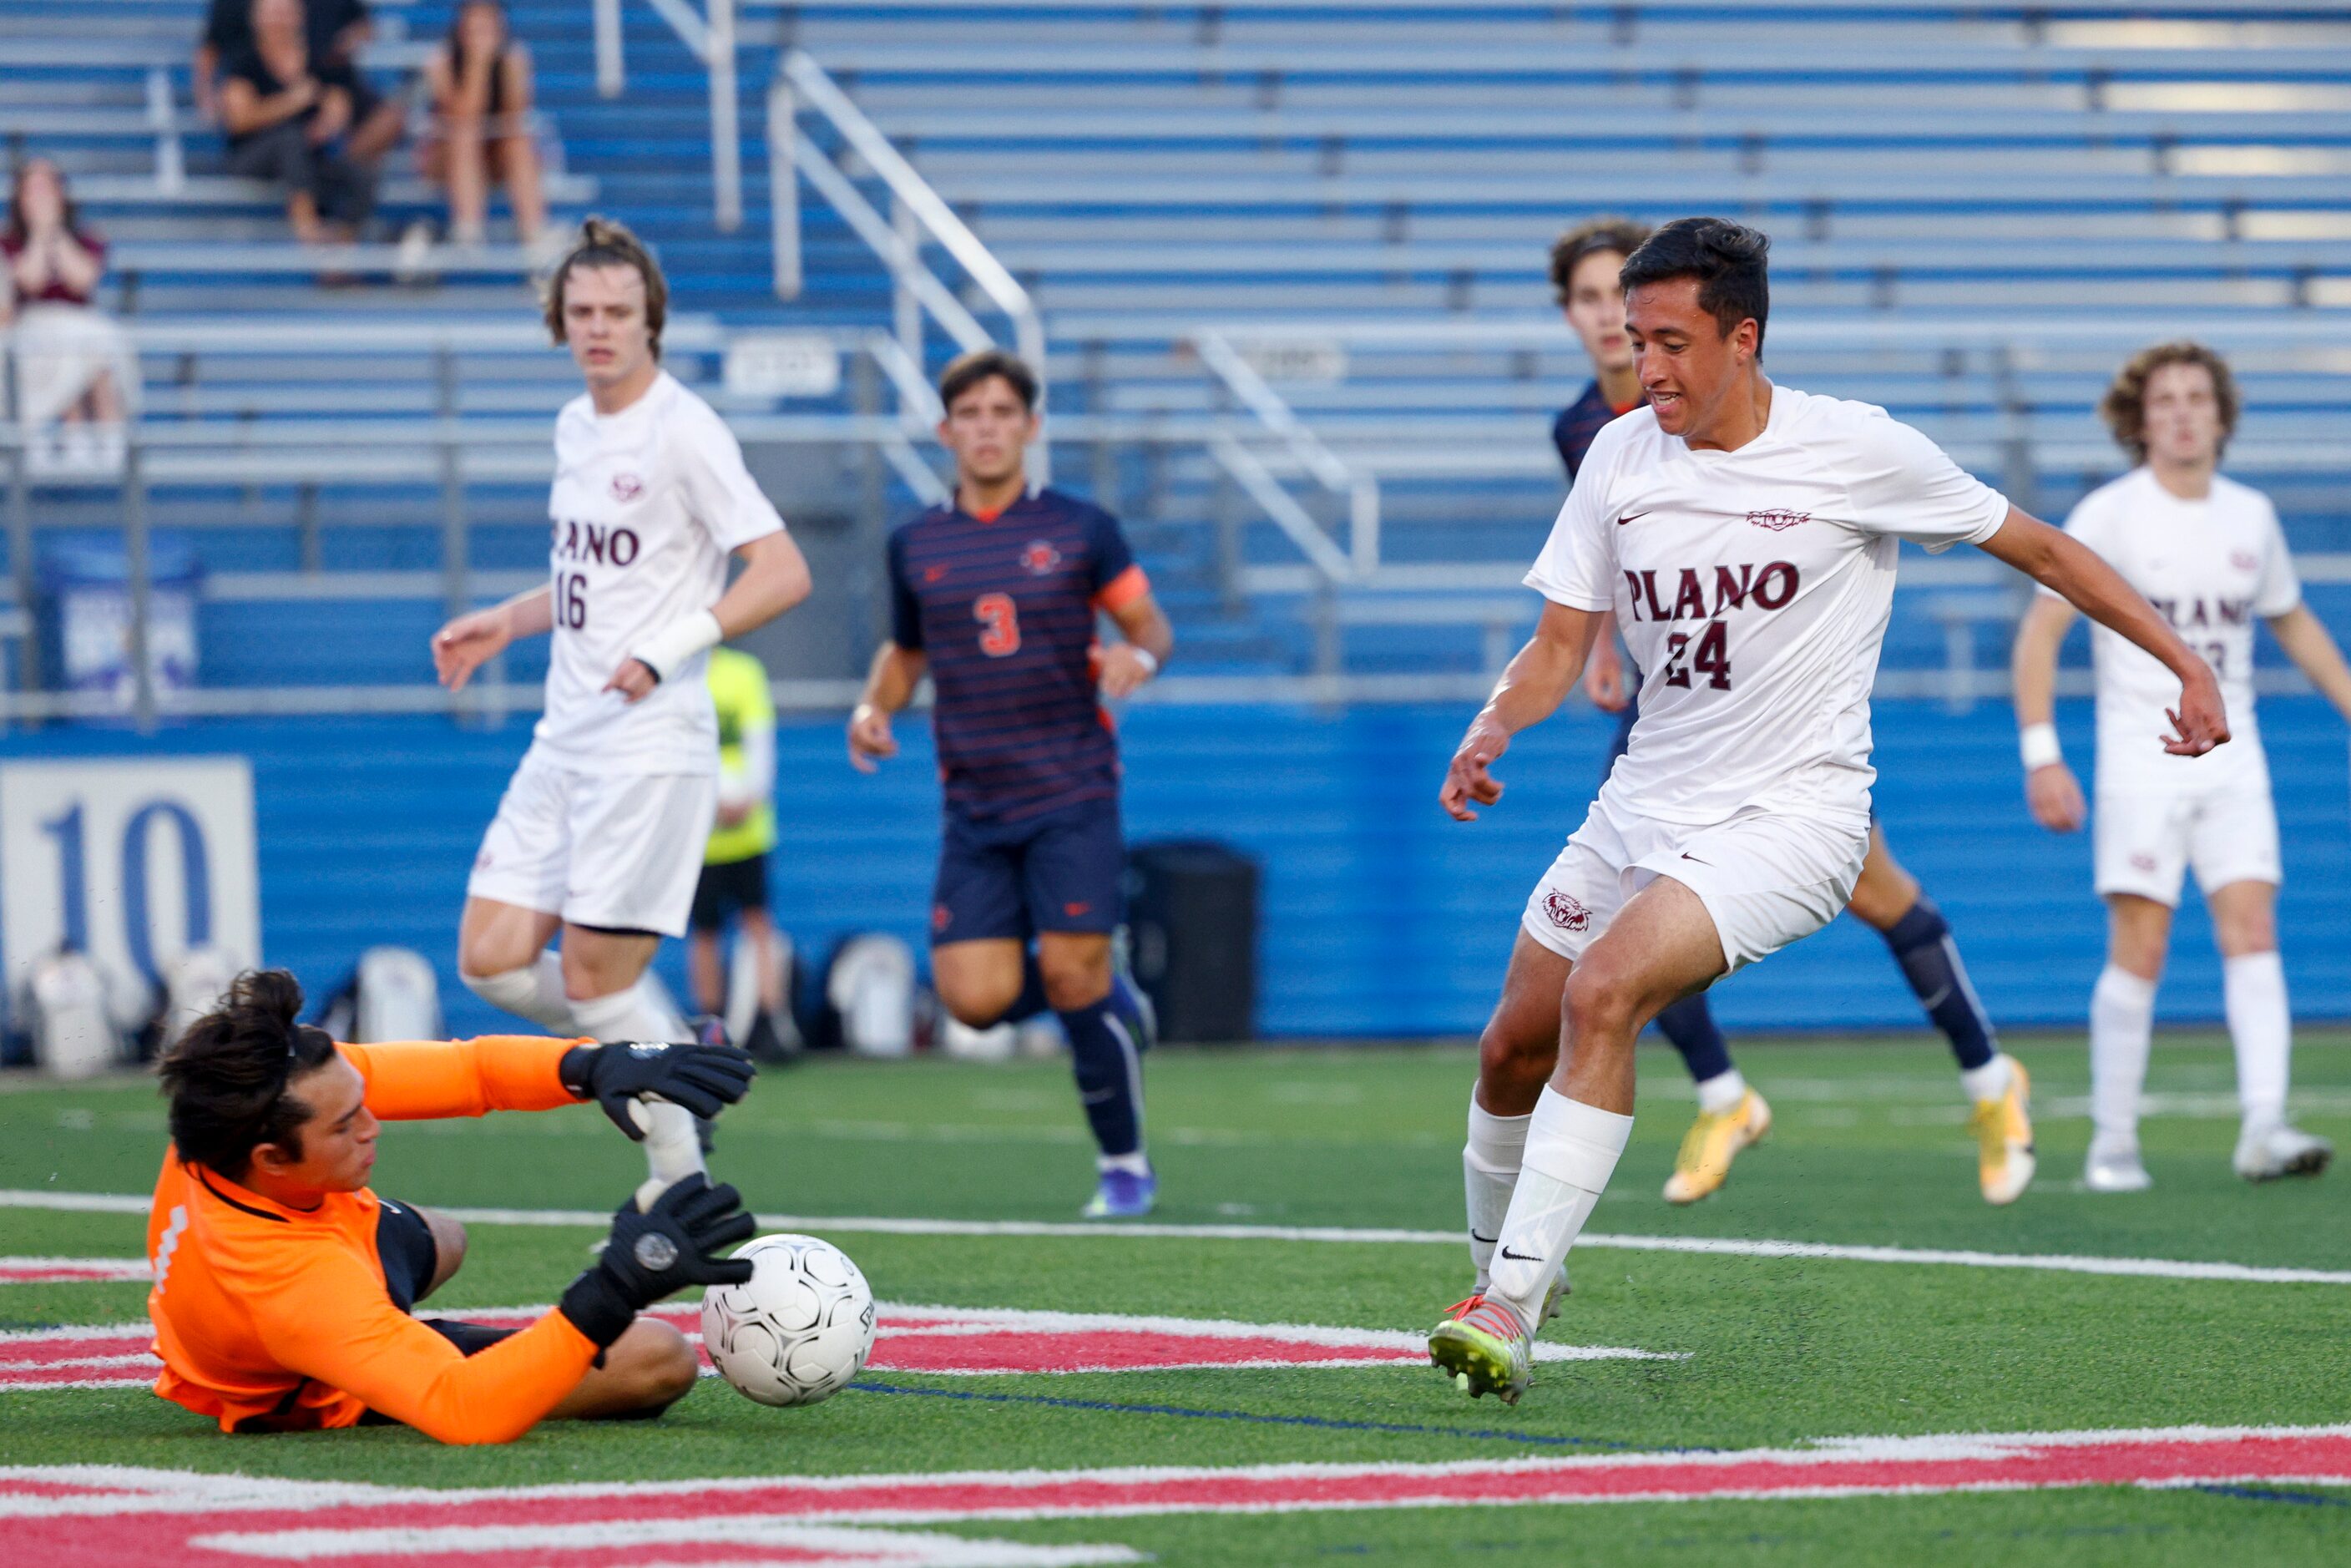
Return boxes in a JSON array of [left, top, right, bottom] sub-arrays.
[[1663, 621, 1732, 690], [974, 592, 1021, 657]]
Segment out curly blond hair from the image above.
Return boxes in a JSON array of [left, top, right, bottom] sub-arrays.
[[2101, 341, 2239, 463], [542, 216, 668, 357]]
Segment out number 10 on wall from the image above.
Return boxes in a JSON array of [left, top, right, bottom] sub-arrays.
[[0, 759, 261, 1019]]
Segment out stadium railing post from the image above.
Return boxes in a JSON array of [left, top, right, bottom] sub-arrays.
[[122, 437, 154, 733]]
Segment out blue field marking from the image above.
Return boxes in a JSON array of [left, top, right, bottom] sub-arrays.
[[847, 1379, 1684, 1449], [2196, 1484, 2351, 1509]]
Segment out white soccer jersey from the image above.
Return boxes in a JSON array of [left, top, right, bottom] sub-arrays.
[[2047, 467, 2298, 791], [535, 370, 786, 774], [1527, 385, 2010, 826]]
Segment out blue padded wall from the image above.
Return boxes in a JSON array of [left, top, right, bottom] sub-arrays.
[[4, 698, 2346, 1040]]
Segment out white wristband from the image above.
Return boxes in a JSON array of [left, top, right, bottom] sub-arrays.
[[1130, 646, 1159, 677], [631, 609, 722, 684], [2020, 722, 2063, 771]]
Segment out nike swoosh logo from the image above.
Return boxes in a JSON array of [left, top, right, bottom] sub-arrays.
[[1499, 1246, 1542, 1262], [1470, 1231, 1498, 1245], [1616, 512, 1651, 527], [1681, 852, 1711, 865]]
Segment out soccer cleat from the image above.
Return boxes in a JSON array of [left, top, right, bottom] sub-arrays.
[[1968, 1058, 2036, 1206], [2082, 1137, 2152, 1194], [1082, 1166, 1157, 1218], [2233, 1124, 2333, 1183], [1428, 1294, 1534, 1405], [1662, 1089, 1772, 1204]]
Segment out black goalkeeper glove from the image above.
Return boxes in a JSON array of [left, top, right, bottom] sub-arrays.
[[559, 1174, 757, 1347], [560, 1039, 756, 1137]]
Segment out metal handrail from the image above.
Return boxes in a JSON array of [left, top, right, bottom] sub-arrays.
[[1194, 330, 1379, 579], [593, 0, 742, 231], [769, 49, 1050, 480]]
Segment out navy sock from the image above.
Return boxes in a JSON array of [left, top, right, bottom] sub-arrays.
[[1107, 972, 1150, 1049], [1059, 993, 1145, 1158], [1882, 897, 1997, 1071], [999, 949, 1050, 1025], [1656, 994, 1734, 1084]]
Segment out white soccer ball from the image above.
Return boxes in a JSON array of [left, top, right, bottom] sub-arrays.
[[700, 1233, 877, 1407]]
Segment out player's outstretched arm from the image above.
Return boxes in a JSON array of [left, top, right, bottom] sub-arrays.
[[1441, 601, 1600, 822], [2267, 604, 2351, 723], [432, 585, 553, 690], [2010, 594, 2087, 833], [1979, 508, 2227, 756], [849, 641, 926, 772], [1098, 591, 1174, 699]]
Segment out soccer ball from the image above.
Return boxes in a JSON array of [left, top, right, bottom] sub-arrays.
[[700, 1233, 877, 1407]]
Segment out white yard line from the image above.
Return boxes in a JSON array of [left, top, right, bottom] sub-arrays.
[[5, 1188, 2349, 1287]]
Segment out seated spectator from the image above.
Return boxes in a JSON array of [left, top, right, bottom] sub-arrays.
[[218, 0, 378, 242], [3, 159, 139, 473], [196, 0, 401, 168], [418, 1, 547, 248]]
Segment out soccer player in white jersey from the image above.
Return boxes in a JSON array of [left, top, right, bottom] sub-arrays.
[[2013, 341, 2351, 1191], [1426, 219, 2227, 1406], [429, 219, 812, 1202]]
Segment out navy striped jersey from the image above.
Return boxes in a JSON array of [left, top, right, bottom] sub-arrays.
[[1552, 378, 1641, 482], [888, 488, 1149, 821]]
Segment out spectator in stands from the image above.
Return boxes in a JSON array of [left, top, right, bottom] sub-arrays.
[[195, 0, 402, 169], [418, 1, 548, 250], [217, 0, 379, 243], [3, 158, 138, 472]]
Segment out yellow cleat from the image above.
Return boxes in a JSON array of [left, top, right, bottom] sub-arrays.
[[1428, 1295, 1534, 1405], [1663, 1088, 1772, 1205], [1969, 1058, 2035, 1206]]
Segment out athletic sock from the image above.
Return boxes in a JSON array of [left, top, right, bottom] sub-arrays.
[[1880, 897, 1999, 1075], [1059, 993, 1145, 1161], [1959, 1055, 2015, 1104], [2089, 966, 2158, 1148], [1694, 1066, 1748, 1117], [1655, 994, 1733, 1083], [461, 953, 579, 1034], [571, 985, 707, 1205], [2223, 950, 2291, 1133], [1107, 973, 1151, 1049], [1486, 1088, 1633, 1330], [1464, 1092, 1532, 1292]]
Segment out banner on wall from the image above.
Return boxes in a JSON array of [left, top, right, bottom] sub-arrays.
[[0, 758, 260, 1019]]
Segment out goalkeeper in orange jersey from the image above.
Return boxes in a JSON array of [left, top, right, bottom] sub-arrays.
[[145, 969, 758, 1444]]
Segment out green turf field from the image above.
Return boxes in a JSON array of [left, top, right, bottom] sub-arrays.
[[5, 1033, 2350, 1565]]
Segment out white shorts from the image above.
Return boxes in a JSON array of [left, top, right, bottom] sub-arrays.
[[2094, 780, 2280, 907], [466, 746, 717, 938], [1522, 797, 1867, 973]]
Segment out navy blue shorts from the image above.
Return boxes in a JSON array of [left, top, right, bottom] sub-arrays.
[[932, 796, 1124, 944]]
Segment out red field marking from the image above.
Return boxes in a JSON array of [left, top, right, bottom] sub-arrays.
[[0, 1303, 1670, 1392], [0, 1257, 151, 1283], [3, 1426, 2348, 1565]]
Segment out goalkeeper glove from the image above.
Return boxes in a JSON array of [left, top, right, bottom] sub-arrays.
[[559, 1174, 756, 1347]]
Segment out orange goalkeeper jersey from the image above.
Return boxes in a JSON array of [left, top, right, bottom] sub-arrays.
[[146, 1034, 603, 1444]]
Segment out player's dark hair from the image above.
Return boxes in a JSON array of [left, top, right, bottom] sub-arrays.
[[543, 215, 668, 358], [159, 969, 341, 1176], [1548, 216, 1651, 306], [1618, 216, 1772, 352], [2101, 341, 2239, 463], [938, 348, 1038, 414]]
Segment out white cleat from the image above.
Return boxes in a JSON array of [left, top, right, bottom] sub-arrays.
[[2233, 1124, 2333, 1183], [2083, 1139, 2152, 1194]]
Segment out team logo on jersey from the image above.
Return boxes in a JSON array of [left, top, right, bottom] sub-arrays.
[[610, 473, 645, 502], [1022, 541, 1063, 575], [2232, 550, 2260, 572], [2131, 852, 2159, 873], [1543, 892, 1591, 932], [1747, 508, 1810, 532]]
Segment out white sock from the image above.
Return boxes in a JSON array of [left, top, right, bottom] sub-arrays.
[[1464, 1092, 1532, 1292], [1694, 1067, 1747, 1116], [1097, 1151, 1152, 1177], [2090, 966, 2157, 1147], [1959, 1054, 2014, 1104], [461, 953, 579, 1034], [571, 985, 707, 1207], [2223, 950, 2291, 1134], [1487, 1088, 1633, 1328]]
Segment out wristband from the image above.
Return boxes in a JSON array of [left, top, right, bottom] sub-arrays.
[[1130, 647, 1159, 677], [630, 609, 722, 684], [2020, 722, 2063, 771]]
